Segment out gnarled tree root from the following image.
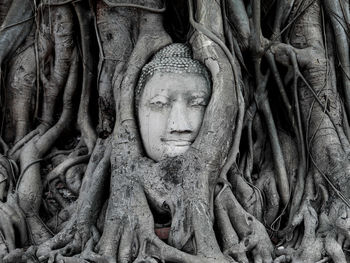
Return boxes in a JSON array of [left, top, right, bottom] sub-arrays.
[[215, 185, 274, 263], [36, 138, 111, 262]]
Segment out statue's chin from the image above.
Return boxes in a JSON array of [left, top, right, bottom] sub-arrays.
[[148, 143, 192, 162], [163, 144, 190, 159]]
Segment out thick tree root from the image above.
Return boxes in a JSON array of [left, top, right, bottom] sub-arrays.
[[7, 129, 39, 159], [35, 138, 111, 261], [215, 185, 274, 263], [5, 43, 36, 143], [276, 199, 350, 263], [276, 200, 323, 262], [0, 194, 27, 253], [0, 49, 81, 257], [96, 182, 235, 263]]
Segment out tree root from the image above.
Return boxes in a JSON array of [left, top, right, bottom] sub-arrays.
[[7, 129, 39, 158], [0, 194, 27, 253], [0, 48, 80, 251], [35, 138, 111, 261], [276, 200, 323, 262], [65, 163, 87, 195], [5, 43, 36, 143], [215, 185, 274, 263], [215, 198, 249, 263], [44, 154, 90, 187], [97, 181, 235, 263], [0, 0, 34, 65], [45, 203, 75, 233], [275, 199, 350, 263], [74, 1, 97, 153], [95, 1, 134, 138]]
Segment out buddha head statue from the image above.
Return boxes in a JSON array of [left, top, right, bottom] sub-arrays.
[[136, 43, 211, 161]]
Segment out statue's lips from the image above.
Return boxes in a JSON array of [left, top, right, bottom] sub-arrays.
[[161, 138, 193, 146]]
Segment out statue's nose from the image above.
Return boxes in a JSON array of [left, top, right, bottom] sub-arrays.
[[167, 100, 193, 134]]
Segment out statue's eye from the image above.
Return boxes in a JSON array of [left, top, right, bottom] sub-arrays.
[[150, 96, 169, 108], [152, 101, 167, 107], [189, 98, 207, 107]]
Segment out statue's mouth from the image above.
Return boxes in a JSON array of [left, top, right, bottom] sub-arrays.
[[161, 138, 193, 146]]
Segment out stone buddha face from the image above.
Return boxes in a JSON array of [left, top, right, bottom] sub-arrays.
[[138, 71, 210, 161]]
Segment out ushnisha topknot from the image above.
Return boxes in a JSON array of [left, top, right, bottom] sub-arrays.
[[135, 43, 211, 103]]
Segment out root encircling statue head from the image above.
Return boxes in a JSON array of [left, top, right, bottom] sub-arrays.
[[136, 43, 212, 161]]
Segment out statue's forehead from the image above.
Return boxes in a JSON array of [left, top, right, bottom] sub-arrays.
[[142, 72, 210, 96]]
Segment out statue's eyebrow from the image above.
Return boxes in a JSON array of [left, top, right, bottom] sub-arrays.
[[189, 91, 209, 98], [149, 94, 170, 101]]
